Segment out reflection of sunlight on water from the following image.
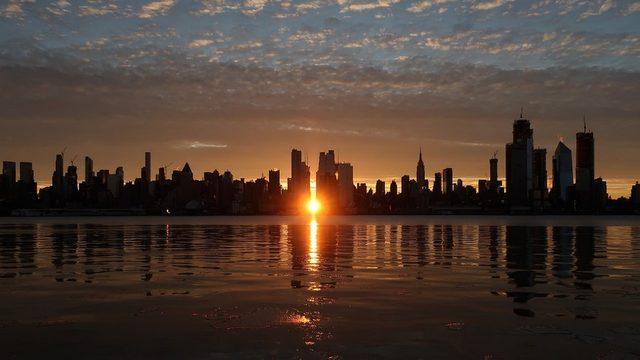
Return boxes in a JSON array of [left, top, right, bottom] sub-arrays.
[[283, 313, 312, 325], [280, 310, 324, 347], [308, 218, 319, 271]]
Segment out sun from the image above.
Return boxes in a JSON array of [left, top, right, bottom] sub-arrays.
[[306, 198, 321, 214]]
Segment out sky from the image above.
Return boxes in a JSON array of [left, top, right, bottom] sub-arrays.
[[1, 0, 639, 196]]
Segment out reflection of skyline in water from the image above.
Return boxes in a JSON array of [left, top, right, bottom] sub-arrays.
[[1, 222, 640, 358], [0, 223, 632, 287]]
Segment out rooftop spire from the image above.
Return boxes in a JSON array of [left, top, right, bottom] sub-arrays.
[[419, 146, 422, 161], [583, 115, 587, 133], [520, 107, 524, 119]]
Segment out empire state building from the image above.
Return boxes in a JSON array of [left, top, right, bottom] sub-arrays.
[[417, 148, 426, 189]]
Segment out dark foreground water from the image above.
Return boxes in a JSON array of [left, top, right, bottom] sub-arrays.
[[1, 216, 640, 359]]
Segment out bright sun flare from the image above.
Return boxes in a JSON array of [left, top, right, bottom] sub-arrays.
[[306, 198, 321, 214]]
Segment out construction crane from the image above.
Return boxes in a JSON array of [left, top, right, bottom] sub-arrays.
[[161, 162, 174, 172]]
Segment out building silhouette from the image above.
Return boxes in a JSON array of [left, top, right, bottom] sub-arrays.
[[490, 157, 498, 184], [289, 149, 310, 203], [64, 164, 79, 200], [19, 162, 34, 184], [337, 163, 354, 209], [552, 141, 573, 204], [506, 110, 534, 207], [316, 150, 338, 210], [268, 169, 281, 195], [85, 156, 94, 183], [576, 120, 595, 210], [3, 161, 16, 186], [416, 148, 426, 190], [390, 180, 398, 196], [401, 175, 410, 196], [442, 168, 453, 195], [375, 180, 385, 197], [142, 152, 151, 183], [632, 182, 640, 209], [433, 172, 442, 197], [52, 153, 64, 199], [532, 148, 548, 209]]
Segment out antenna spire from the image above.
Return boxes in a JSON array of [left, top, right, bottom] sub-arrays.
[[520, 107, 524, 119], [583, 115, 587, 133]]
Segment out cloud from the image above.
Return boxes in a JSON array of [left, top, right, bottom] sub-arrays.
[[79, 2, 119, 17], [338, 0, 400, 12], [580, 0, 615, 19], [407, 0, 452, 13], [139, 0, 176, 18], [188, 39, 215, 48], [1, 0, 26, 18], [176, 141, 229, 149], [470, 0, 511, 11], [242, 0, 268, 15], [288, 30, 330, 44], [195, 0, 269, 16], [46, 0, 71, 16], [229, 40, 263, 51], [628, 2, 640, 14]]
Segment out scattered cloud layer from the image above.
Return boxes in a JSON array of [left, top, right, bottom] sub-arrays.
[[139, 0, 176, 18]]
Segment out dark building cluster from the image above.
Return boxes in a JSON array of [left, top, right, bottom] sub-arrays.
[[1, 113, 639, 215]]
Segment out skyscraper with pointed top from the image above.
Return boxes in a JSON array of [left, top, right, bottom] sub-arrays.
[[576, 116, 595, 210], [416, 147, 426, 190], [552, 141, 573, 204], [506, 109, 534, 207]]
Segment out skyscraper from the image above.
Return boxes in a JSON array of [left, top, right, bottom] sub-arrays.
[[290, 148, 301, 195], [532, 148, 548, 208], [390, 180, 398, 196], [375, 180, 385, 197], [143, 152, 151, 183], [289, 148, 310, 202], [316, 150, 337, 208], [433, 172, 442, 196], [490, 157, 498, 184], [552, 141, 573, 203], [416, 148, 425, 189], [65, 164, 78, 195], [488, 155, 502, 193], [19, 162, 33, 183], [337, 163, 354, 209], [2, 161, 16, 186], [291, 149, 302, 181], [401, 175, 410, 195], [53, 153, 64, 194], [442, 168, 453, 195], [576, 120, 595, 210], [506, 111, 534, 207], [85, 156, 94, 183], [107, 167, 124, 198], [632, 182, 640, 208], [268, 169, 281, 195]]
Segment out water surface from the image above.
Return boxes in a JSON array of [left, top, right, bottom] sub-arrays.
[[1, 216, 640, 359]]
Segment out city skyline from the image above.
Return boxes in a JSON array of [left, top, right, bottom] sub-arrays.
[[1, 115, 636, 198], [2, 1, 640, 198], [2, 112, 639, 216]]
